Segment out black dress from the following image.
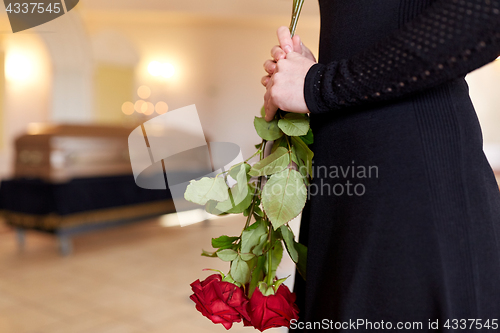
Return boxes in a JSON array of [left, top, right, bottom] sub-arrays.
[[293, 0, 500, 331]]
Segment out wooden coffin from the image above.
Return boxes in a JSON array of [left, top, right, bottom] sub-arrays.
[[14, 124, 133, 182]]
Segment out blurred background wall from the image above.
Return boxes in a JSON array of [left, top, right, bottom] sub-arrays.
[[0, 0, 498, 178], [0, 0, 322, 179]]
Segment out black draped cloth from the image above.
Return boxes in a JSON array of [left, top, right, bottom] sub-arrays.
[[293, 0, 500, 331], [0, 175, 170, 216]]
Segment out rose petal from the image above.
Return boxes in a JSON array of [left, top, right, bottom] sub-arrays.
[[247, 284, 299, 331], [190, 274, 249, 330]]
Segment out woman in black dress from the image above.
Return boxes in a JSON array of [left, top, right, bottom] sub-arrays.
[[262, 0, 500, 331]]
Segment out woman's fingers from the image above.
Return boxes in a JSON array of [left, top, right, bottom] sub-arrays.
[[261, 75, 271, 87], [264, 76, 278, 121], [263, 59, 277, 75], [265, 104, 278, 122], [292, 35, 317, 62], [262, 27, 314, 121], [271, 45, 286, 61], [264, 96, 278, 122], [263, 52, 315, 121], [270, 27, 293, 62], [276, 26, 293, 54]]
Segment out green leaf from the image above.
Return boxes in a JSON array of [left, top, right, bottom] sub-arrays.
[[240, 253, 256, 261], [184, 177, 229, 205], [225, 194, 252, 214], [203, 268, 225, 278], [295, 241, 307, 280], [211, 235, 239, 249], [245, 218, 261, 230], [254, 117, 283, 141], [249, 255, 266, 298], [289, 151, 310, 186], [299, 128, 314, 145], [246, 256, 258, 270], [290, 150, 299, 166], [278, 113, 310, 136], [205, 200, 228, 216], [280, 225, 298, 262], [217, 249, 238, 261], [252, 234, 268, 256], [241, 220, 268, 255], [262, 169, 307, 230], [245, 256, 258, 285], [216, 164, 252, 214], [291, 136, 314, 178], [271, 240, 284, 275], [222, 274, 241, 287], [264, 240, 283, 280], [243, 206, 250, 217], [201, 249, 218, 258], [274, 277, 289, 292], [271, 136, 288, 154], [272, 224, 283, 239], [260, 105, 266, 118], [253, 206, 264, 217], [258, 281, 276, 296], [229, 163, 251, 182], [231, 256, 251, 285], [248, 147, 290, 177]]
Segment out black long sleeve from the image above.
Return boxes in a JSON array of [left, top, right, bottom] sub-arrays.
[[304, 0, 500, 114]]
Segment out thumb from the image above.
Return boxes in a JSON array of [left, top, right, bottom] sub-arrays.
[[292, 35, 302, 54]]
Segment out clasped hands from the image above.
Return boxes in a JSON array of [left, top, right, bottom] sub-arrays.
[[262, 26, 317, 122]]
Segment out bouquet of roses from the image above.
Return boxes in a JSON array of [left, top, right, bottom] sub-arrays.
[[185, 0, 312, 330]]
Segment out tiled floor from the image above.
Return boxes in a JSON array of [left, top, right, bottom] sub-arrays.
[[0, 215, 296, 333]]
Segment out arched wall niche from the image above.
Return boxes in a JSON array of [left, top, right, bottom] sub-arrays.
[[35, 10, 93, 123]]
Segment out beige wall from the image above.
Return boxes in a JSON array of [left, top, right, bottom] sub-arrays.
[[82, 10, 320, 158], [0, 6, 320, 178], [466, 60, 500, 169], [0, 32, 52, 177]]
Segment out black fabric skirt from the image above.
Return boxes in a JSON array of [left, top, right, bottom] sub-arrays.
[[292, 0, 500, 331]]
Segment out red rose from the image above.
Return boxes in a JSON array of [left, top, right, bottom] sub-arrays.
[[247, 284, 300, 331], [190, 274, 251, 330]]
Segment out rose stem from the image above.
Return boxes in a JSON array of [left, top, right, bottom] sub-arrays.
[[244, 139, 266, 230]]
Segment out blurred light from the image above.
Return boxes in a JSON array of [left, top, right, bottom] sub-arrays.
[[159, 209, 224, 227], [26, 123, 46, 135], [148, 61, 162, 76], [143, 102, 155, 115], [148, 61, 175, 78], [155, 101, 169, 114], [496, 56, 500, 61], [137, 85, 151, 99], [134, 100, 145, 113], [5, 53, 33, 82], [122, 101, 135, 115], [161, 63, 175, 78]]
